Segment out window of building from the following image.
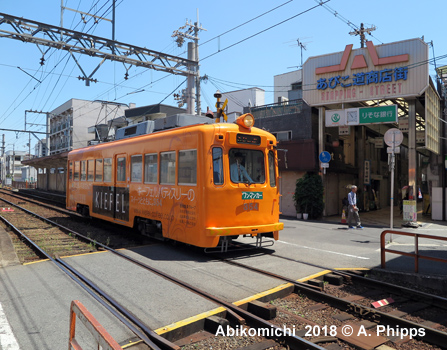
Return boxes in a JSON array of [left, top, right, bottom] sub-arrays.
[[178, 150, 197, 185], [131, 155, 142, 182], [95, 159, 103, 182], [272, 131, 292, 141], [87, 160, 94, 181], [160, 152, 176, 184], [144, 153, 158, 184], [81, 161, 86, 181], [117, 157, 126, 182], [104, 158, 112, 182], [291, 82, 302, 90]]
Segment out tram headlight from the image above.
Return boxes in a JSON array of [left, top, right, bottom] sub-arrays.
[[235, 113, 255, 129]]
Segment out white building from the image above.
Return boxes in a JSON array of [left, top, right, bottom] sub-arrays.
[[21, 166, 37, 182], [49, 99, 129, 154], [5, 150, 29, 181], [220, 88, 265, 121], [34, 139, 48, 157], [274, 70, 302, 103]]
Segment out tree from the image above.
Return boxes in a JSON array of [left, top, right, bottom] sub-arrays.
[[293, 172, 324, 219]]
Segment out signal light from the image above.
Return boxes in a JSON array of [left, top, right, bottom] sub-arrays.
[[235, 113, 255, 129]]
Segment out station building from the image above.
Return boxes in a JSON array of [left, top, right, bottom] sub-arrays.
[[253, 38, 445, 221]]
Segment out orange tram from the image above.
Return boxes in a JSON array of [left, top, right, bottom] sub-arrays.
[[66, 113, 284, 252]]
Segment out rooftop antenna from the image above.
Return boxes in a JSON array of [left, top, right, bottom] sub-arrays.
[[297, 38, 307, 67]]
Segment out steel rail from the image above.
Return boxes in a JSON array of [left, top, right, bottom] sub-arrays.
[[0, 189, 77, 216], [99, 249, 326, 350], [268, 251, 447, 310], [213, 254, 323, 292], [0, 213, 169, 350], [0, 196, 97, 246], [0, 196, 324, 349], [55, 258, 179, 350], [4, 195, 447, 347], [215, 255, 447, 348]]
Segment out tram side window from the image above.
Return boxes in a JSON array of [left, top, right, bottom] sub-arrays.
[[117, 157, 126, 182], [178, 150, 197, 185], [144, 153, 158, 184], [212, 148, 223, 185], [95, 159, 103, 182], [68, 162, 73, 180], [131, 155, 142, 182], [74, 161, 80, 181], [104, 158, 112, 182], [81, 161, 86, 181], [268, 151, 276, 187], [160, 152, 176, 185], [87, 159, 94, 181]]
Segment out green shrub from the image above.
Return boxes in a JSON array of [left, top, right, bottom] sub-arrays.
[[293, 172, 324, 219]]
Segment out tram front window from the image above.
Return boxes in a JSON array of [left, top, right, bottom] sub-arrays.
[[229, 149, 265, 184]]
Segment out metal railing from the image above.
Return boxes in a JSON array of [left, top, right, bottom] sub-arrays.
[[249, 99, 303, 119], [381, 230, 447, 273], [69, 300, 123, 350], [11, 181, 36, 189]]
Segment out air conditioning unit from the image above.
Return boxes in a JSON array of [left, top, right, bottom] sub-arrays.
[[115, 120, 155, 140]]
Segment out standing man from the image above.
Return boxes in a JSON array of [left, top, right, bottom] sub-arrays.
[[347, 185, 363, 229]]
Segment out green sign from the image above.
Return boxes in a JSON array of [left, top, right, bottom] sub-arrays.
[[331, 113, 340, 123], [359, 105, 397, 125], [242, 192, 263, 200]]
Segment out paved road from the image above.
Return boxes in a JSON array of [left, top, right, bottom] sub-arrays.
[[0, 208, 446, 349]]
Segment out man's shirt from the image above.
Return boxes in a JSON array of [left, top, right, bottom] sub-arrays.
[[348, 191, 356, 206]]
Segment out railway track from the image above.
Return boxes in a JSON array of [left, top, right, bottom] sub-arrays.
[[2, 190, 446, 349], [0, 193, 324, 349], [0, 191, 152, 262], [206, 251, 447, 349]]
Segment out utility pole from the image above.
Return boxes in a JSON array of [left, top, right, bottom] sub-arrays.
[[349, 23, 376, 48], [1, 135, 4, 184], [172, 10, 206, 114], [25, 109, 49, 157]]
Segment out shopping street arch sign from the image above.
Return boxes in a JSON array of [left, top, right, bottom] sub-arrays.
[[303, 38, 429, 106]]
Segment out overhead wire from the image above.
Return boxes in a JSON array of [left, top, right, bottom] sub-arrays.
[[4, 0, 130, 134], [201, 0, 331, 62]]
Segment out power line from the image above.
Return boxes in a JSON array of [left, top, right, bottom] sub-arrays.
[[200, 0, 295, 47], [201, 1, 331, 62]]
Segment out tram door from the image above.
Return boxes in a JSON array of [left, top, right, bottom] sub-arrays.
[[114, 154, 130, 222]]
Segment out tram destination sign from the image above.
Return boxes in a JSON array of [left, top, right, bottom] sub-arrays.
[[236, 134, 261, 145]]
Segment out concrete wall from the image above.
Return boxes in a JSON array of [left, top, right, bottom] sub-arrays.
[[255, 103, 315, 141], [274, 70, 302, 103], [221, 88, 265, 115], [50, 99, 128, 153], [279, 170, 306, 217], [37, 170, 66, 192]]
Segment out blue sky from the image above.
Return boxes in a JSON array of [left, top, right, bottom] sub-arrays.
[[0, 0, 445, 152]]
